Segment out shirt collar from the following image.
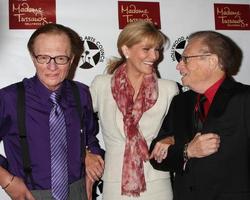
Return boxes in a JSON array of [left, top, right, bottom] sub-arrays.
[[204, 76, 225, 104], [33, 75, 65, 104]]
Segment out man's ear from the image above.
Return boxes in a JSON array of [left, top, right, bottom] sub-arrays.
[[30, 52, 36, 64], [209, 54, 220, 70], [70, 55, 75, 66]]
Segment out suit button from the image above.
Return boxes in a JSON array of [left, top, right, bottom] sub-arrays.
[[189, 186, 196, 191]]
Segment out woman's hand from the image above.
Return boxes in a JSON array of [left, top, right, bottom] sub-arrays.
[[149, 136, 174, 163]]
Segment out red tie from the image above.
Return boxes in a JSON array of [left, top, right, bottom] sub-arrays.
[[195, 94, 207, 132]]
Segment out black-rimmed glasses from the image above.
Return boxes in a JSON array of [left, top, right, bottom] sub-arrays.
[[35, 55, 71, 65], [180, 54, 212, 64]]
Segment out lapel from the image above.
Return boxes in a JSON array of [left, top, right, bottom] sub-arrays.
[[203, 77, 238, 131], [181, 91, 198, 140]]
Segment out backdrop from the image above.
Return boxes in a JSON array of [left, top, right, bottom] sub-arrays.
[[0, 0, 249, 199]]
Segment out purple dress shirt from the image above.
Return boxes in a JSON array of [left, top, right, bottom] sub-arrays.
[[0, 76, 103, 190]]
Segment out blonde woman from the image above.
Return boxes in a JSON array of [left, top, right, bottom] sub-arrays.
[[90, 21, 179, 200]]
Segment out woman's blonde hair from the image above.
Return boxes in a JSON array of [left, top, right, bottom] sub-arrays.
[[107, 20, 168, 74]]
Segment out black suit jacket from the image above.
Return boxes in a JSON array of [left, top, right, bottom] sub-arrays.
[[150, 78, 250, 200]]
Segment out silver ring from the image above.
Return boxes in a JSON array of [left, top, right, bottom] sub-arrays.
[[161, 149, 167, 154]]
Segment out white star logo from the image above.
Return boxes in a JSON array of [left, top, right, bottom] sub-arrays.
[[82, 41, 100, 66]]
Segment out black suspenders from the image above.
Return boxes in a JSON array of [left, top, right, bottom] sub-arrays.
[[69, 81, 86, 176], [16, 81, 85, 189], [17, 82, 35, 188]]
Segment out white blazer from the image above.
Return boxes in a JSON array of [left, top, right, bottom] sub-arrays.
[[90, 74, 179, 182]]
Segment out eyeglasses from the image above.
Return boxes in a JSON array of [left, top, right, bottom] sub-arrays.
[[180, 54, 212, 64], [34, 55, 71, 65]]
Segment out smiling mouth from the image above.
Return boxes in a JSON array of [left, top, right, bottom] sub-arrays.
[[143, 61, 154, 66]]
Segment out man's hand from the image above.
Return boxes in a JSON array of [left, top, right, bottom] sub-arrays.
[[85, 151, 104, 182], [187, 133, 220, 158], [149, 136, 174, 163], [86, 175, 93, 200], [5, 176, 35, 200]]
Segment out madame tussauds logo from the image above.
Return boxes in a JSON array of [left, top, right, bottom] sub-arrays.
[[79, 36, 105, 69], [170, 36, 188, 63]]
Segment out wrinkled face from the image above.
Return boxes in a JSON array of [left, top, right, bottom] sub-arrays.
[[31, 33, 73, 91], [176, 39, 213, 91], [122, 38, 160, 76]]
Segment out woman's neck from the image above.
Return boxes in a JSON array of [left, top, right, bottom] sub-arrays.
[[127, 71, 144, 101]]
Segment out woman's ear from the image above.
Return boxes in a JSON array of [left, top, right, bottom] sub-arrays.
[[121, 45, 129, 58]]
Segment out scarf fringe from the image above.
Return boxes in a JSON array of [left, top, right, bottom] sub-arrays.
[[121, 187, 147, 197]]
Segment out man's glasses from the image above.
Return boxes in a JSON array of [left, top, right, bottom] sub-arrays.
[[35, 55, 71, 65], [180, 54, 212, 64]]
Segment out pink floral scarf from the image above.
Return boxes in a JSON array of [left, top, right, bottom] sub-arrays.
[[111, 64, 158, 197]]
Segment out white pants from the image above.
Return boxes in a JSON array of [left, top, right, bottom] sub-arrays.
[[102, 178, 173, 200]]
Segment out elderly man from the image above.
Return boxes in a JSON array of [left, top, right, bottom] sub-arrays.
[[0, 23, 104, 200], [150, 31, 250, 200]]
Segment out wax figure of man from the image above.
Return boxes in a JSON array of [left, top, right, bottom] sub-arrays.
[[150, 30, 250, 200], [0, 23, 104, 200]]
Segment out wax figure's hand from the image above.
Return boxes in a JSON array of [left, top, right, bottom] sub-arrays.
[[86, 175, 93, 200], [4, 175, 35, 200], [85, 151, 104, 182], [149, 136, 175, 163], [187, 133, 220, 158]]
